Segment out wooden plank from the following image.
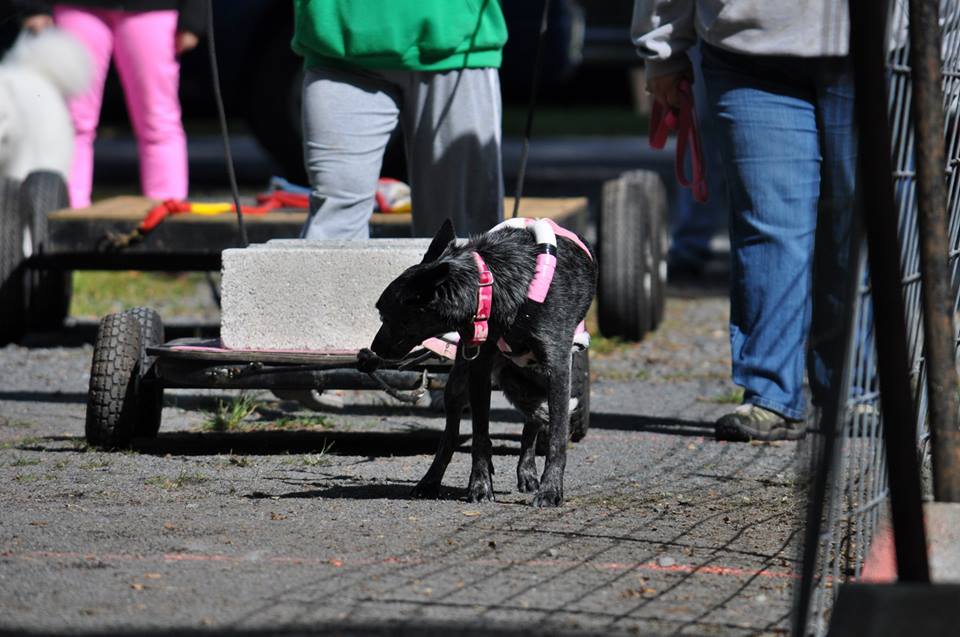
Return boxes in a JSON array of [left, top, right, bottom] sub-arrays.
[[49, 196, 587, 225], [42, 195, 589, 269]]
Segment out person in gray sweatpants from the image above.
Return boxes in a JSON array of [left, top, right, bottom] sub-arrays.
[[300, 66, 503, 239], [292, 0, 509, 240]]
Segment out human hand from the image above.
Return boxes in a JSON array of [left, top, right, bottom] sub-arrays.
[[175, 30, 199, 56], [648, 71, 691, 111], [23, 14, 54, 33]]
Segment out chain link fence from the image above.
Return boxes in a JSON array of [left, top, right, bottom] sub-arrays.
[[799, 1, 960, 634]]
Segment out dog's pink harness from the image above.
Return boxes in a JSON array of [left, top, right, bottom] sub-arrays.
[[461, 218, 592, 362], [468, 251, 494, 347]]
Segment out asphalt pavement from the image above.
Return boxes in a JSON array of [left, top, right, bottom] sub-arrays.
[[0, 285, 803, 637]]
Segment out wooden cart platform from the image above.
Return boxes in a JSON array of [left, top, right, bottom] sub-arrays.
[[41, 196, 589, 270]]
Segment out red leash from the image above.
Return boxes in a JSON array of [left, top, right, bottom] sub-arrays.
[[649, 79, 708, 203]]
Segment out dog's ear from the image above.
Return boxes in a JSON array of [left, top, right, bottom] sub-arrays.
[[405, 262, 450, 305], [421, 219, 456, 263]]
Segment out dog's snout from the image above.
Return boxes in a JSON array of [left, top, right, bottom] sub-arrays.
[[370, 326, 391, 357]]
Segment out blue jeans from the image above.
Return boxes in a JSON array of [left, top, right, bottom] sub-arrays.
[[701, 44, 857, 420]]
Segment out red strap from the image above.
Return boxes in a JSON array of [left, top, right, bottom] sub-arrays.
[[468, 251, 494, 346], [649, 79, 708, 203]]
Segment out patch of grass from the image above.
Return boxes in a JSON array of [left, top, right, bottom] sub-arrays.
[[596, 369, 650, 382], [68, 439, 91, 453], [202, 393, 260, 432], [71, 271, 207, 318], [302, 441, 335, 467], [80, 459, 111, 470], [11, 457, 41, 467], [223, 455, 252, 468], [0, 436, 46, 451], [14, 474, 40, 483], [145, 471, 209, 490], [53, 459, 71, 470], [273, 415, 332, 430], [582, 303, 638, 357], [706, 387, 744, 405]]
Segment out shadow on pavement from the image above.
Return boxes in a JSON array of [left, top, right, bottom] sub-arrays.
[[590, 412, 714, 437], [0, 625, 613, 637]]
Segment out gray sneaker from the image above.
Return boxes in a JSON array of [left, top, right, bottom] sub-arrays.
[[715, 404, 806, 442]]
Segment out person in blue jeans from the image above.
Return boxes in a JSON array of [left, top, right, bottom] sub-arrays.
[[633, 1, 856, 441]]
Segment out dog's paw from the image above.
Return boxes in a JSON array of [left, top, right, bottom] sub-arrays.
[[532, 485, 564, 507], [517, 471, 539, 493], [411, 480, 442, 499], [466, 479, 495, 503]]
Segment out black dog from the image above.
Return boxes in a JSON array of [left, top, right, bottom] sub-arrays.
[[367, 219, 597, 507]]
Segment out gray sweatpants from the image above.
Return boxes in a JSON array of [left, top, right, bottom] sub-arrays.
[[300, 65, 504, 239]]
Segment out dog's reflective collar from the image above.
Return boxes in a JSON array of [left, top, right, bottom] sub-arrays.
[[465, 251, 494, 356]]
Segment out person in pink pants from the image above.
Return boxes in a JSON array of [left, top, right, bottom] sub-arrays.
[[19, 1, 207, 208]]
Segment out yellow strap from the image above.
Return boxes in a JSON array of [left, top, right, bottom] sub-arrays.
[[189, 202, 234, 215]]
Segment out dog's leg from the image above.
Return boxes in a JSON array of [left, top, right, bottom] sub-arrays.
[[517, 419, 540, 493], [467, 356, 495, 503], [534, 352, 571, 507], [411, 361, 469, 499]]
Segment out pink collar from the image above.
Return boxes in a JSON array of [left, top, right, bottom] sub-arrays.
[[467, 251, 494, 348]]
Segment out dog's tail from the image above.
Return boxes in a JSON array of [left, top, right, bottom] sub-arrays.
[[5, 28, 92, 98]]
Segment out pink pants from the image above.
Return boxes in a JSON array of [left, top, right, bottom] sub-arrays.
[[54, 6, 188, 207]]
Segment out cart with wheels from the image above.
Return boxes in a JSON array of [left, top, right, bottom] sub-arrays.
[[0, 188, 593, 345], [83, 307, 591, 451]]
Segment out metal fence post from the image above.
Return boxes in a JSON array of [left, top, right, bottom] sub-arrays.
[[849, 0, 930, 581], [909, 0, 960, 502]]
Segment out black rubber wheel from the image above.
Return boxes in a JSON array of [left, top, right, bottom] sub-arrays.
[[125, 307, 164, 439], [0, 176, 26, 345], [21, 171, 72, 331], [569, 347, 591, 442], [85, 312, 143, 449], [643, 177, 669, 331], [598, 170, 668, 341]]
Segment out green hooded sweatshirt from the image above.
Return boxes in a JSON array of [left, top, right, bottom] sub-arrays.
[[292, 0, 508, 72]]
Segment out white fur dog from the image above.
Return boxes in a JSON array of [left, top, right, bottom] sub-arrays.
[[0, 28, 91, 181]]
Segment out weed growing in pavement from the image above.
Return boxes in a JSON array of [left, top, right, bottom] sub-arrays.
[[706, 387, 745, 405], [80, 459, 111, 470], [67, 439, 91, 452], [274, 415, 332, 430], [203, 393, 260, 432], [0, 437, 45, 451], [11, 457, 41, 467], [224, 455, 252, 468], [145, 471, 209, 490], [13, 474, 40, 483], [303, 441, 335, 467]]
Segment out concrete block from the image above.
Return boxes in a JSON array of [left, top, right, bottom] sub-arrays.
[[220, 239, 431, 351]]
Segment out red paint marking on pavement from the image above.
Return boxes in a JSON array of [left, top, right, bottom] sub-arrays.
[[1, 549, 794, 580], [858, 520, 897, 584]]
